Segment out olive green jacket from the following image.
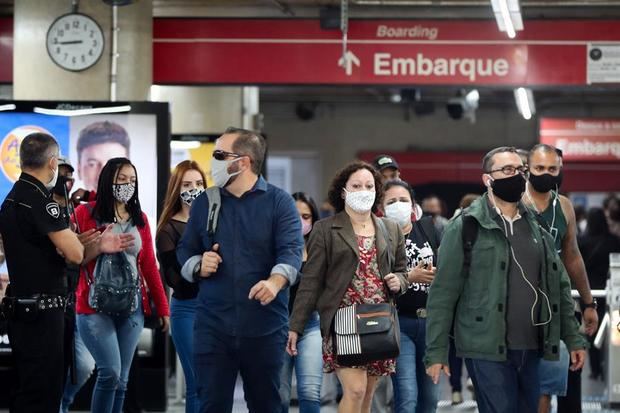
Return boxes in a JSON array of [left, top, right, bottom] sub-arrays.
[[424, 194, 587, 367]]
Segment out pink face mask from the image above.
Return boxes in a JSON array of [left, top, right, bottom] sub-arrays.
[[302, 221, 313, 236]]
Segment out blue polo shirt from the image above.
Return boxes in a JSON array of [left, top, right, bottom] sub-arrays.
[[177, 176, 303, 337]]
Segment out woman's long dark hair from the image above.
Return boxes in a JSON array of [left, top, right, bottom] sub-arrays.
[[292, 192, 319, 232], [92, 157, 145, 228]]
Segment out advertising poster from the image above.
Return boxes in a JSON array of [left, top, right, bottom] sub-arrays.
[[0, 102, 169, 354]]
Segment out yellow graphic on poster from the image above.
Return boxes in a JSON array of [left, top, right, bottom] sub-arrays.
[[0, 125, 51, 183], [189, 142, 216, 188]]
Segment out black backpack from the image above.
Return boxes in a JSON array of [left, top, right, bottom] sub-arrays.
[[87, 251, 139, 317], [460, 208, 552, 277], [83, 204, 140, 317]]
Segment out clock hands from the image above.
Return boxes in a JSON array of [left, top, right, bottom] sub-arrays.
[[58, 40, 83, 45]]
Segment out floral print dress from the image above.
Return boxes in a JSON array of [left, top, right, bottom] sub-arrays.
[[323, 235, 396, 376]]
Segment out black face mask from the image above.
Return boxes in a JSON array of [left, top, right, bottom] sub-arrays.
[[490, 174, 526, 203], [529, 170, 563, 193], [52, 176, 70, 197]]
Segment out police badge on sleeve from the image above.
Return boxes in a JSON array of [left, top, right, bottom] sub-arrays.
[[46, 202, 60, 219]]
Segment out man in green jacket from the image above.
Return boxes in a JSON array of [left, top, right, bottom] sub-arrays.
[[424, 146, 587, 413]]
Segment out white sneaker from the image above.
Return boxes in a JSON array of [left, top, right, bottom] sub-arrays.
[[452, 391, 464, 405]]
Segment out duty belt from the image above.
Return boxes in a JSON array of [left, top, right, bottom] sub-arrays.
[[37, 295, 66, 310], [2, 294, 67, 312]]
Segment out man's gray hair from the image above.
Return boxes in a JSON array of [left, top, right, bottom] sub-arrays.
[[482, 146, 519, 172], [225, 127, 267, 175], [19, 133, 59, 169]]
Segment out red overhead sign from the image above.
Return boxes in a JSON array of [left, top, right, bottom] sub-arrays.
[[153, 19, 620, 86], [0, 18, 12, 83], [540, 118, 620, 162]]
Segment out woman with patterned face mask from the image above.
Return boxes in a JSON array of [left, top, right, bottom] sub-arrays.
[[72, 158, 170, 413], [382, 180, 442, 413], [288, 162, 409, 413], [156, 160, 206, 413]]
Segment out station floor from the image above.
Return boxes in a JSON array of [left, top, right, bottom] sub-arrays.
[[172, 362, 614, 413], [0, 361, 615, 412]]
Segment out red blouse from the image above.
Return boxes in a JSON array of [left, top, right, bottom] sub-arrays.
[[72, 202, 170, 317]]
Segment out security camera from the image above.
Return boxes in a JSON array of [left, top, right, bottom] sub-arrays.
[[446, 90, 478, 123]]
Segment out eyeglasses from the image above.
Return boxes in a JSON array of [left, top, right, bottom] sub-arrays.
[[212, 150, 243, 161], [487, 165, 528, 176]]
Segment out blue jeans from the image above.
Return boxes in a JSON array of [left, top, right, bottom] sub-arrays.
[[391, 316, 439, 413], [170, 297, 199, 413], [194, 323, 287, 413], [77, 307, 144, 413], [60, 323, 96, 413], [538, 340, 570, 396], [279, 313, 322, 413], [465, 350, 540, 413]]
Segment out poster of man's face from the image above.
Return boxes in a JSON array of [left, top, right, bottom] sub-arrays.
[[69, 114, 158, 228]]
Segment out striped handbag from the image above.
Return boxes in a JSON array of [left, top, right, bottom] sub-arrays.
[[332, 218, 400, 366], [333, 302, 400, 367]]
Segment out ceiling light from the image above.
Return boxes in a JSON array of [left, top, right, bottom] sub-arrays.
[[170, 140, 202, 150], [514, 87, 535, 120], [33, 105, 132, 116], [491, 0, 523, 39]]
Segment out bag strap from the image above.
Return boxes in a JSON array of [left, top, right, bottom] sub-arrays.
[[416, 216, 439, 253], [376, 218, 393, 273], [206, 187, 221, 237], [376, 218, 396, 304]]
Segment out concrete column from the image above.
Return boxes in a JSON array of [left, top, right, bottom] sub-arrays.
[[150, 86, 261, 134], [13, 0, 151, 101]]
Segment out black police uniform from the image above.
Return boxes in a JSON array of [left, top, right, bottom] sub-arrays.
[[0, 172, 70, 413]]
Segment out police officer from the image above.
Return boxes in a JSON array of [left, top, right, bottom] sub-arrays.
[[0, 133, 84, 413]]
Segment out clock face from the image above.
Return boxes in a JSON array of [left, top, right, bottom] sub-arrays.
[[46, 13, 105, 72]]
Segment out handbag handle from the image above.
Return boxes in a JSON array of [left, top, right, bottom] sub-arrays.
[[376, 218, 397, 302]]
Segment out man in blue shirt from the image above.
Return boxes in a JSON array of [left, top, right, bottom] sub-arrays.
[[177, 127, 304, 413]]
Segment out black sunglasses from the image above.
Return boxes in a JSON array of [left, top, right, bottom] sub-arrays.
[[212, 150, 243, 161]]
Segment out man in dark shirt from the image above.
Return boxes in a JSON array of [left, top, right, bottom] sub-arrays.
[[425, 147, 587, 413], [0, 133, 84, 413], [177, 127, 304, 413], [524, 144, 597, 413]]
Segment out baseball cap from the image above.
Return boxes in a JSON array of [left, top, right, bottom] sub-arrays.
[[57, 156, 74, 172], [372, 155, 399, 171]]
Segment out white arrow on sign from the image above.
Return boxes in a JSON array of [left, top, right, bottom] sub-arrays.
[[338, 50, 360, 76]]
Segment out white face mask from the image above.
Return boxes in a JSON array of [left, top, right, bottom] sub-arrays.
[[344, 189, 375, 213], [384, 201, 412, 227], [211, 158, 242, 188], [46, 165, 59, 191]]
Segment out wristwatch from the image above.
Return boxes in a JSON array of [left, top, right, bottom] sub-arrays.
[[580, 298, 598, 312]]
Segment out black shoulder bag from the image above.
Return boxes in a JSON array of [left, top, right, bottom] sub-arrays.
[[333, 218, 401, 366]]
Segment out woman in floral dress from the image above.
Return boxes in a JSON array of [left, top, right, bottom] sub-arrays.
[[288, 161, 409, 413]]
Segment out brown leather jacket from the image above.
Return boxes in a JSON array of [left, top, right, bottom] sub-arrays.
[[289, 211, 408, 338]]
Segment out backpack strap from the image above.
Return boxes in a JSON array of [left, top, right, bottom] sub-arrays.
[[461, 213, 479, 279], [416, 216, 439, 253], [206, 187, 221, 237]]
